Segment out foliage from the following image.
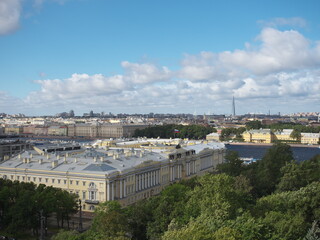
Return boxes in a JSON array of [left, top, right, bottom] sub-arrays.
[[88, 201, 130, 240], [277, 154, 320, 192], [245, 120, 262, 130], [217, 151, 243, 176], [220, 127, 245, 141], [0, 179, 78, 237], [304, 221, 320, 240], [290, 129, 302, 140], [253, 143, 294, 196], [262, 122, 320, 133], [254, 182, 320, 239], [145, 183, 192, 239], [133, 124, 216, 139]]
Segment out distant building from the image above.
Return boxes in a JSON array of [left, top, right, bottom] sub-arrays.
[[243, 129, 274, 143], [4, 125, 23, 135], [301, 133, 320, 145], [0, 140, 30, 161], [273, 129, 295, 142]]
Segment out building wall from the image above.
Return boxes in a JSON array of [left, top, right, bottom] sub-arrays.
[[301, 133, 320, 144]]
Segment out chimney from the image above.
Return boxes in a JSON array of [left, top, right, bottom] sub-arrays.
[[93, 157, 97, 162], [100, 156, 104, 162], [39, 159, 43, 164], [52, 160, 58, 168], [74, 158, 78, 163], [46, 154, 50, 160]]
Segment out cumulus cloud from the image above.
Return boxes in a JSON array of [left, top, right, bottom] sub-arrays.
[[121, 61, 171, 84], [15, 24, 320, 114], [219, 28, 320, 75], [0, 0, 21, 35]]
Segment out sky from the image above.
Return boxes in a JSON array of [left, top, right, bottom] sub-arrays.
[[0, 0, 320, 116]]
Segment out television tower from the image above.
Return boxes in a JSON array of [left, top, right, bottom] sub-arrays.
[[232, 96, 236, 116]]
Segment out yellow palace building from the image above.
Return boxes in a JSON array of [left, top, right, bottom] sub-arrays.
[[0, 139, 225, 211]]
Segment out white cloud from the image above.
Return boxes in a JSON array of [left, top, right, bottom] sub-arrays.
[[0, 0, 21, 35], [258, 17, 307, 28], [8, 24, 320, 115], [219, 28, 320, 75], [121, 61, 171, 84]]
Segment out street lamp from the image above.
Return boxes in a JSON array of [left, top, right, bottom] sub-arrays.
[[78, 199, 83, 232]]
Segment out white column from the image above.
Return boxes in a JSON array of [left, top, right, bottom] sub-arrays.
[[111, 182, 114, 200], [144, 173, 147, 189], [152, 171, 155, 186], [107, 182, 110, 201], [120, 180, 123, 199], [187, 162, 190, 176], [123, 180, 126, 197], [136, 176, 138, 192], [139, 175, 142, 191], [148, 172, 150, 188]]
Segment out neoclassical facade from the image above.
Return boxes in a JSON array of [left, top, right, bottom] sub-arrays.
[[0, 139, 225, 211]]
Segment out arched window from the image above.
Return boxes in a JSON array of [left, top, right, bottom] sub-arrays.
[[89, 182, 96, 188]]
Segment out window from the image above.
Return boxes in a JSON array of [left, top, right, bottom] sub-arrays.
[[33, 177, 36, 181], [89, 191, 96, 200], [17, 176, 20, 180], [82, 191, 86, 199], [22, 176, 25, 181], [39, 178, 42, 182], [83, 181, 86, 186], [70, 180, 73, 185], [45, 178, 48, 183], [11, 175, 14, 180], [64, 180, 67, 184], [89, 205, 95, 211], [58, 179, 61, 184], [76, 181, 79, 185], [28, 177, 31, 181]]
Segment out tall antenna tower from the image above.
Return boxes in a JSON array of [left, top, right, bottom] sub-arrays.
[[232, 96, 236, 116]]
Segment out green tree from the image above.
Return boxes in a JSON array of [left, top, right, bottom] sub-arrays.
[[88, 201, 130, 240], [245, 121, 262, 130], [217, 151, 243, 176], [290, 129, 301, 141], [254, 143, 294, 196]]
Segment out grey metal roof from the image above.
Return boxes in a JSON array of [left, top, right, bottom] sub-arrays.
[[84, 163, 116, 172]]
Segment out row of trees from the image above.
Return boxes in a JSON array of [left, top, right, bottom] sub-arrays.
[[53, 143, 320, 240], [246, 120, 320, 133], [0, 180, 78, 238], [219, 127, 246, 141], [133, 124, 216, 139]]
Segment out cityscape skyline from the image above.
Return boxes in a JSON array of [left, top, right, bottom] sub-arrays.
[[1, 0, 320, 115]]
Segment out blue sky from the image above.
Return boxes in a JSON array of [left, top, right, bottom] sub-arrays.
[[0, 0, 320, 116]]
